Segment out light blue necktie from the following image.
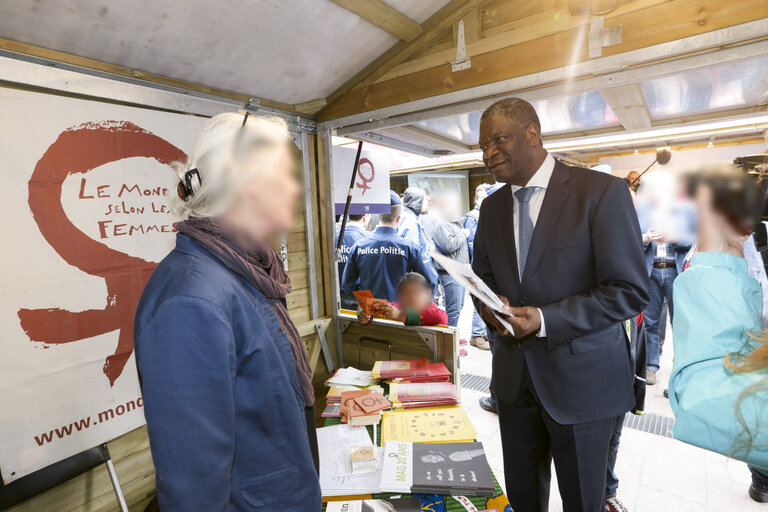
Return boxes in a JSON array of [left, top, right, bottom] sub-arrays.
[[515, 187, 536, 275]]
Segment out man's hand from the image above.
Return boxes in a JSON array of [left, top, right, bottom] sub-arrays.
[[357, 311, 373, 325], [502, 306, 542, 339], [476, 295, 510, 334]]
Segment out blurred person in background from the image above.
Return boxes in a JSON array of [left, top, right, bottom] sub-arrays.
[[336, 213, 370, 310], [429, 191, 470, 328], [342, 191, 437, 302], [635, 170, 696, 385], [670, 165, 768, 501], [134, 112, 321, 511], [464, 184, 491, 351], [398, 187, 432, 265]]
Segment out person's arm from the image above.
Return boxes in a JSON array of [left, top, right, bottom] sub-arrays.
[[418, 302, 449, 326], [136, 296, 236, 512], [438, 221, 467, 254], [538, 178, 650, 348], [341, 249, 360, 297], [411, 248, 439, 296], [464, 215, 478, 256]]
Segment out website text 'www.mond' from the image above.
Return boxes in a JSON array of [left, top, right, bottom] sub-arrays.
[[33, 397, 144, 446]]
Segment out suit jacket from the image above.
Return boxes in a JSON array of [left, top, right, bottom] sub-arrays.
[[472, 160, 650, 424]]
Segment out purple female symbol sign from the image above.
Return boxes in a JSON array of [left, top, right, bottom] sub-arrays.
[[355, 157, 375, 195]]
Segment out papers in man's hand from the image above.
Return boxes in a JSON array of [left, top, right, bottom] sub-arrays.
[[431, 252, 515, 336], [317, 424, 382, 496]]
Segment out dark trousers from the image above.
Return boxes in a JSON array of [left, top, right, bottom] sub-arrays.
[[439, 273, 465, 327], [605, 415, 625, 498], [498, 364, 615, 512], [645, 266, 677, 371]]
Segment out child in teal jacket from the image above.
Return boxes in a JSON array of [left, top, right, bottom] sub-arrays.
[[670, 252, 768, 471]]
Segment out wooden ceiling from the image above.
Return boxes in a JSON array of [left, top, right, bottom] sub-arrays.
[[317, 0, 768, 121]]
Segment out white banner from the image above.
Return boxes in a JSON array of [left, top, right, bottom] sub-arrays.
[[0, 87, 209, 482], [332, 145, 390, 215]]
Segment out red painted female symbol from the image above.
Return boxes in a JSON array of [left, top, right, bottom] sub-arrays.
[[355, 157, 375, 195], [18, 121, 186, 386]]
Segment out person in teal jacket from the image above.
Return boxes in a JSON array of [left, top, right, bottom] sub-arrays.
[[669, 183, 768, 487]]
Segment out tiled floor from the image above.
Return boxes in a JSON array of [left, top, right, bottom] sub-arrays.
[[454, 296, 762, 511]]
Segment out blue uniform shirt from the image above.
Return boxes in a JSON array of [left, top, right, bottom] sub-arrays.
[[335, 224, 369, 308], [342, 226, 438, 302]]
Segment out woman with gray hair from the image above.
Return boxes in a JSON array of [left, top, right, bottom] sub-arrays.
[[134, 112, 321, 511]]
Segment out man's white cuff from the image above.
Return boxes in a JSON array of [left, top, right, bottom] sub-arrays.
[[536, 308, 546, 338]]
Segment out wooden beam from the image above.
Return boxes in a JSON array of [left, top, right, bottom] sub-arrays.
[[453, 8, 482, 47], [295, 98, 327, 115], [331, 0, 422, 41], [321, 0, 494, 109], [0, 37, 296, 112], [319, 0, 768, 121], [376, 0, 671, 85]]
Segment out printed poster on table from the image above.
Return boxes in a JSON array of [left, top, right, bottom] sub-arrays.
[[0, 87, 210, 483], [332, 145, 390, 215]]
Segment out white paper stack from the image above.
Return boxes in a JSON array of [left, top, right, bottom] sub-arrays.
[[317, 424, 382, 496], [326, 367, 377, 387]]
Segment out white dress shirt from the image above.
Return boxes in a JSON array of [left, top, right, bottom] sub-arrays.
[[509, 153, 556, 337]]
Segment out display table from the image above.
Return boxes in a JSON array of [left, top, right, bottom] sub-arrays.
[[320, 417, 510, 512]]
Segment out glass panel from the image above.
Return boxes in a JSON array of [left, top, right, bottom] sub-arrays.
[[642, 56, 768, 119], [413, 91, 620, 143], [413, 111, 481, 145]]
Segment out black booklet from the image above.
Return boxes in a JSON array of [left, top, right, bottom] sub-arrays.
[[326, 497, 422, 512], [380, 441, 495, 496]]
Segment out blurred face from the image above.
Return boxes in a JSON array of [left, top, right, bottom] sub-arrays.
[[475, 187, 488, 207], [397, 281, 432, 310], [479, 115, 541, 186], [421, 195, 431, 214], [221, 141, 300, 241]]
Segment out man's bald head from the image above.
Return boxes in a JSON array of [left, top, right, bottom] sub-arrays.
[[481, 98, 542, 143], [478, 97, 547, 185]]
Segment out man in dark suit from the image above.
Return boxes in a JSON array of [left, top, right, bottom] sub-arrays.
[[472, 98, 649, 512]]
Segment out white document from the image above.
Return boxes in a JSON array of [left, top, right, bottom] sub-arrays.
[[317, 424, 382, 496], [327, 367, 375, 386], [431, 252, 515, 336]]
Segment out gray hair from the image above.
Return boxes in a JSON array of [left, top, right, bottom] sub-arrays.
[[168, 112, 290, 219], [481, 98, 541, 136]]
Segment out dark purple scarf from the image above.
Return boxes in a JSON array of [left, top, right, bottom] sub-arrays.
[[176, 217, 314, 406]]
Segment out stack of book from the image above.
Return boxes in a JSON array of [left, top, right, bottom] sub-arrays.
[[388, 381, 459, 409], [379, 441, 495, 496], [340, 389, 392, 426], [388, 362, 451, 383], [322, 384, 384, 418], [371, 358, 430, 380]]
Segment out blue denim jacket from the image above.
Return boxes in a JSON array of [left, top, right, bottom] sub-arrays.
[[134, 234, 321, 511], [670, 252, 768, 471]]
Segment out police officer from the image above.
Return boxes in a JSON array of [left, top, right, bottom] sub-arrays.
[[342, 192, 438, 302], [335, 214, 370, 309]]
